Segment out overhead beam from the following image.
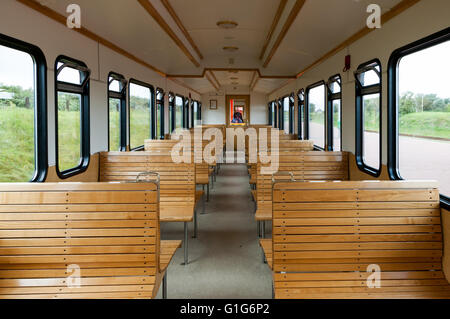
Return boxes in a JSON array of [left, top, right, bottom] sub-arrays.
[[296, 0, 422, 77], [16, 0, 166, 77], [137, 0, 200, 67], [263, 0, 306, 68], [160, 0, 204, 60], [205, 72, 219, 91], [259, 0, 288, 60], [209, 71, 221, 88], [250, 74, 260, 91], [166, 68, 297, 79]]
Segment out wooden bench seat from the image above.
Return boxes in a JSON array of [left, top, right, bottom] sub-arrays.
[[160, 240, 182, 272], [255, 151, 349, 236], [99, 152, 195, 265], [259, 239, 272, 270], [0, 182, 178, 299], [264, 180, 450, 299], [145, 139, 217, 202]]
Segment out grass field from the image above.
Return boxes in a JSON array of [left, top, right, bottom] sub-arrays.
[[311, 111, 449, 139], [398, 112, 450, 139]]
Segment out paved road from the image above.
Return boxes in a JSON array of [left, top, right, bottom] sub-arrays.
[[309, 123, 450, 195]]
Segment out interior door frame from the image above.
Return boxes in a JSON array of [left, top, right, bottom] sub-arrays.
[[225, 95, 250, 127]]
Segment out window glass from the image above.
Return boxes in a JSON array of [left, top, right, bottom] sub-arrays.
[[193, 101, 199, 126], [308, 84, 325, 149], [57, 92, 81, 171], [283, 97, 289, 134], [397, 40, 450, 195], [175, 96, 183, 129], [332, 99, 341, 151], [362, 93, 380, 170], [57, 62, 81, 85], [0, 45, 35, 181], [108, 97, 120, 151], [271, 102, 275, 128], [129, 82, 151, 150]]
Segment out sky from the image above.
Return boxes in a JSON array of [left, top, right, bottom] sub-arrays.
[[1, 40, 449, 98]]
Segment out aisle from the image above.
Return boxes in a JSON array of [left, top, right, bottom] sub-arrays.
[[157, 163, 272, 299]]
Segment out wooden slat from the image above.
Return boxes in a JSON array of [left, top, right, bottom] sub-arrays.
[[270, 180, 448, 299], [0, 182, 179, 300]]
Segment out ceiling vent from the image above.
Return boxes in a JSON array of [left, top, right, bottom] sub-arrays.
[[228, 58, 235, 65]]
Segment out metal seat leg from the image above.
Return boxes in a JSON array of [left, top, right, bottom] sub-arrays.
[[182, 222, 188, 265], [206, 184, 210, 202], [162, 272, 167, 299], [257, 220, 261, 237], [261, 221, 266, 239], [193, 209, 198, 238]]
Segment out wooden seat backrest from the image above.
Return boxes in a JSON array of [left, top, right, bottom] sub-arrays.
[[99, 152, 195, 204], [144, 139, 214, 181], [256, 151, 348, 211], [0, 182, 160, 299], [272, 180, 448, 299]]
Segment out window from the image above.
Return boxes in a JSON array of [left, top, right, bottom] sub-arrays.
[[175, 95, 183, 129], [269, 101, 276, 127], [168, 92, 175, 133], [156, 88, 165, 139], [297, 89, 304, 140], [108, 72, 127, 151], [193, 100, 199, 126], [277, 99, 283, 129], [289, 94, 295, 134], [129, 79, 154, 150], [355, 59, 382, 176], [55, 55, 90, 178], [0, 34, 47, 182], [327, 74, 342, 151], [283, 96, 289, 133], [388, 27, 450, 202], [184, 97, 189, 129], [305, 81, 326, 149]]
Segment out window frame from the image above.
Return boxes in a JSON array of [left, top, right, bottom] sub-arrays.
[[268, 102, 273, 126], [387, 27, 450, 207], [305, 80, 326, 150], [128, 78, 155, 151], [174, 94, 185, 130], [107, 72, 127, 151], [0, 33, 48, 182], [326, 74, 342, 151], [297, 89, 305, 140], [156, 87, 165, 140], [183, 96, 189, 129], [289, 93, 295, 134], [277, 98, 283, 130], [54, 55, 90, 179], [168, 92, 175, 133], [355, 59, 382, 177]]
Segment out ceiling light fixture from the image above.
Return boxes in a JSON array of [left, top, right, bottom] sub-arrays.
[[223, 46, 239, 53], [217, 21, 238, 29]]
